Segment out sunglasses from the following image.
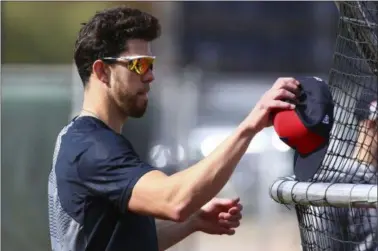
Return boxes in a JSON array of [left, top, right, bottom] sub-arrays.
[[102, 55, 155, 75]]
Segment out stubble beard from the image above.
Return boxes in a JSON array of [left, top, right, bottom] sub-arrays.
[[122, 91, 148, 118]]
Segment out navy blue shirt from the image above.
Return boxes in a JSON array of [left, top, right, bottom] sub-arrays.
[[48, 116, 158, 251]]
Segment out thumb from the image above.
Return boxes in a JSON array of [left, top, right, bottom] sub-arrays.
[[214, 197, 240, 207]]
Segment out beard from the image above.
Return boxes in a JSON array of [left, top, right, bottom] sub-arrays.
[[111, 73, 149, 118], [127, 94, 148, 118], [116, 90, 148, 118]]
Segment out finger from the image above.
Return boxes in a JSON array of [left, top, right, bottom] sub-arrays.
[[213, 197, 240, 208], [228, 207, 240, 216], [230, 207, 242, 217], [224, 228, 236, 235], [218, 204, 242, 218], [277, 77, 300, 86], [219, 211, 242, 220], [212, 227, 235, 235], [229, 203, 243, 213], [273, 77, 300, 90], [274, 80, 301, 98], [231, 214, 242, 221], [268, 100, 295, 110], [219, 219, 241, 229], [220, 213, 242, 221], [219, 228, 236, 236], [271, 88, 297, 101], [231, 197, 240, 204], [226, 197, 240, 206]]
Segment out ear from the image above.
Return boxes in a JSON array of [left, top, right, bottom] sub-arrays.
[[93, 60, 110, 84]]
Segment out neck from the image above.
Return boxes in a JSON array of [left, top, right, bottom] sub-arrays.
[[81, 90, 127, 134]]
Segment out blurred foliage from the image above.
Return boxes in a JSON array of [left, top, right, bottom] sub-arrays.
[[2, 1, 154, 64]]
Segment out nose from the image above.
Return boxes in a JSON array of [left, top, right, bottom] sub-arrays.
[[142, 69, 155, 84]]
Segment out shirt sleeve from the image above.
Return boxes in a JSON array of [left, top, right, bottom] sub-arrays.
[[76, 137, 158, 212]]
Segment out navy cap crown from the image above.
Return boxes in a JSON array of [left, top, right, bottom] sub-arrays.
[[295, 77, 334, 138]]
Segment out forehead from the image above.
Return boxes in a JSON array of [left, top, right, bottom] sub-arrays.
[[121, 39, 152, 56]]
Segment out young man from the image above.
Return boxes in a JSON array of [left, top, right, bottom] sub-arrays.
[[314, 87, 377, 251], [48, 6, 299, 251]]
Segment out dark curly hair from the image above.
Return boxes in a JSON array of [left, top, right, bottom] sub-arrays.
[[74, 6, 161, 86]]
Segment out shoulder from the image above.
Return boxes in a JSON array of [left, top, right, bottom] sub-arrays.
[[57, 116, 141, 171], [62, 117, 154, 178]]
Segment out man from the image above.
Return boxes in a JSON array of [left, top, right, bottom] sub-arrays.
[[314, 86, 377, 251], [48, 6, 299, 251]]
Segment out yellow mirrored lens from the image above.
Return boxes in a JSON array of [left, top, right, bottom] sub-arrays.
[[128, 58, 154, 75]]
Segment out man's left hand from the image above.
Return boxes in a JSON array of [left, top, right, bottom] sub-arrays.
[[190, 197, 243, 235]]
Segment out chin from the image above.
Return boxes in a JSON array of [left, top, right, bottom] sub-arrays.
[[130, 111, 146, 118], [129, 105, 148, 118]]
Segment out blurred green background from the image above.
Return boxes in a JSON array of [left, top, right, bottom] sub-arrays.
[[2, 1, 154, 64]]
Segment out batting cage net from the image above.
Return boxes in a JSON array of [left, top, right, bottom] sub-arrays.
[[270, 1, 378, 251]]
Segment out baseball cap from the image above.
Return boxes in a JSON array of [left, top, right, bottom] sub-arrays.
[[354, 84, 377, 122], [272, 76, 334, 181]]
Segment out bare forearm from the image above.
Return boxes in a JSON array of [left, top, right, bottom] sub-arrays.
[[165, 123, 255, 219], [129, 122, 256, 221], [129, 77, 298, 221], [156, 219, 196, 251]]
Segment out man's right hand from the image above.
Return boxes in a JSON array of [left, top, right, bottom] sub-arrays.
[[242, 77, 300, 134]]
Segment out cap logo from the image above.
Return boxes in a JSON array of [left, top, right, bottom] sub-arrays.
[[313, 76, 323, 82], [369, 101, 377, 120], [322, 114, 330, 124], [369, 101, 377, 113]]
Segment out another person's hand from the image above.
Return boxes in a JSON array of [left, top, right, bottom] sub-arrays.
[[190, 197, 242, 235], [242, 77, 300, 133]]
